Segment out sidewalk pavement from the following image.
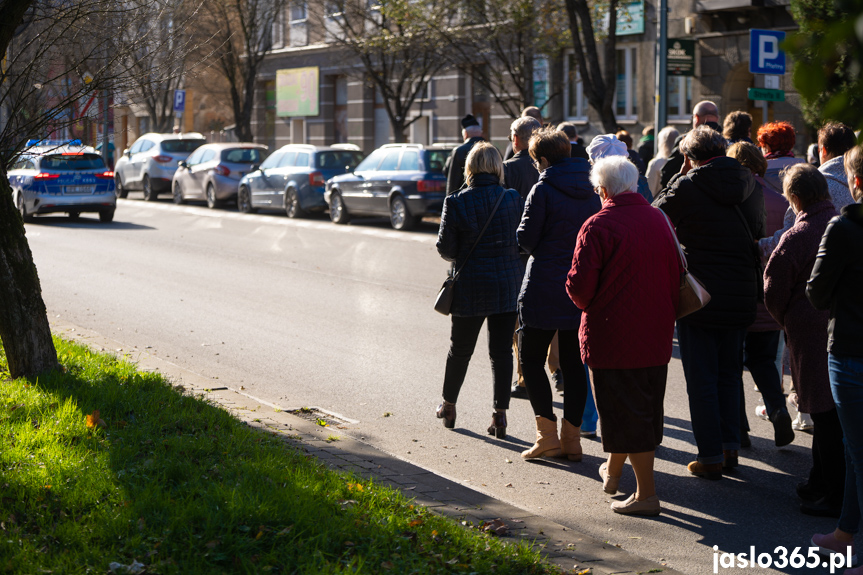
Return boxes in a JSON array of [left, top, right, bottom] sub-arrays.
[[52, 319, 682, 575]]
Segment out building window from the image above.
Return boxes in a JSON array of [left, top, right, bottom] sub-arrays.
[[615, 46, 637, 120], [290, 1, 306, 21], [289, 0, 308, 46], [668, 76, 693, 120], [271, 6, 285, 49], [565, 53, 587, 122]]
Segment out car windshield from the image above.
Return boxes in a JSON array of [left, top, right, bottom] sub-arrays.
[[316, 151, 364, 170], [40, 153, 106, 170], [424, 150, 449, 173], [355, 149, 387, 171], [223, 148, 266, 163], [161, 140, 206, 153]]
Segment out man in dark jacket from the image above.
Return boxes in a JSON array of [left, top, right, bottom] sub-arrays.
[[504, 117, 541, 199], [503, 115, 541, 399], [654, 125, 765, 480], [659, 101, 722, 190], [445, 115, 485, 195], [503, 106, 544, 161], [557, 122, 589, 161]]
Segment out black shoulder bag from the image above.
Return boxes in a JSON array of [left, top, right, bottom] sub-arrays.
[[434, 191, 507, 315]]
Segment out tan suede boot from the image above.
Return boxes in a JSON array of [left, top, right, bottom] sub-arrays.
[[522, 416, 562, 459], [559, 418, 583, 462]]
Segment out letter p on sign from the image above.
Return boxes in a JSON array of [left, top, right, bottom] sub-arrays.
[[750, 29, 786, 75]]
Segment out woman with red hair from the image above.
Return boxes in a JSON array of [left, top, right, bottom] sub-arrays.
[[758, 121, 805, 194]]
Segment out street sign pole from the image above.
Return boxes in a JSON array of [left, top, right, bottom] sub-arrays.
[[654, 0, 667, 156]]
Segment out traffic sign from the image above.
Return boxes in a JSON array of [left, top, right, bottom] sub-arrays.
[[748, 87, 785, 102], [750, 29, 786, 75], [173, 90, 186, 113]]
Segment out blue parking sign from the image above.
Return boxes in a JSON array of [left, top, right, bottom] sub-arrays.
[[173, 90, 186, 113], [750, 30, 786, 75]]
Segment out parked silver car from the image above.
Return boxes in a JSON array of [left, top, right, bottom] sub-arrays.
[[114, 132, 206, 201], [172, 143, 268, 208]]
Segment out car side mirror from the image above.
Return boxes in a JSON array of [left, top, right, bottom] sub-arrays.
[[250, 164, 259, 172], [178, 161, 187, 169], [124, 149, 130, 157]]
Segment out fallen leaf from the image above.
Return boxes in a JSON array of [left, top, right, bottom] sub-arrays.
[[205, 539, 219, 549], [86, 410, 106, 428], [344, 541, 355, 547], [381, 561, 394, 570], [481, 518, 508, 536], [409, 519, 422, 527]]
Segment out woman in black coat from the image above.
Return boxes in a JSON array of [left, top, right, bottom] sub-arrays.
[[436, 142, 523, 438], [517, 128, 601, 460]]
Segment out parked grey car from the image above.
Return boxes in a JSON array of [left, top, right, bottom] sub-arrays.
[[236, 144, 364, 218], [114, 132, 207, 201], [172, 143, 268, 208]]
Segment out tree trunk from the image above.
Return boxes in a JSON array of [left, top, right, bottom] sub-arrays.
[[0, 176, 59, 378]]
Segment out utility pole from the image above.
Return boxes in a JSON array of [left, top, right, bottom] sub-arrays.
[[654, 0, 667, 156]]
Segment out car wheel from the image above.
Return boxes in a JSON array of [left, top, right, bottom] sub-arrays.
[[68, 211, 80, 221], [172, 181, 185, 204], [142, 175, 157, 201], [285, 188, 305, 218], [329, 190, 350, 224], [17, 193, 34, 223], [99, 209, 115, 223], [237, 186, 256, 214], [115, 174, 128, 199], [389, 194, 418, 230], [206, 184, 220, 209]]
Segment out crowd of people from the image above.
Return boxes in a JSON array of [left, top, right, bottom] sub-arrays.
[[432, 102, 863, 546]]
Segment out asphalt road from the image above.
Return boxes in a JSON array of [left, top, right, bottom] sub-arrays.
[[25, 199, 839, 575]]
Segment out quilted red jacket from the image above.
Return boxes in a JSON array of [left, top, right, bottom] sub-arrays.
[[566, 192, 682, 369]]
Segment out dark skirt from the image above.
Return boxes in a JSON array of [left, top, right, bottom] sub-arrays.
[[592, 365, 668, 453]]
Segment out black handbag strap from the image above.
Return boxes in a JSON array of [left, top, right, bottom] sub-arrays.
[[452, 190, 507, 281]]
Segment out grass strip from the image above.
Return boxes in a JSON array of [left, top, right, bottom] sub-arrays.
[[0, 336, 559, 574]]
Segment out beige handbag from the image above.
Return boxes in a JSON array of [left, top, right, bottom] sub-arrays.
[[660, 210, 711, 319]]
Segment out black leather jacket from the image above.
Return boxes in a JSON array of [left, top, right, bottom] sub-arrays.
[[806, 201, 863, 357]]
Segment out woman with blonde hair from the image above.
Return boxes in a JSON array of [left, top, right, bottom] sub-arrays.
[[645, 126, 679, 196], [435, 143, 523, 438]]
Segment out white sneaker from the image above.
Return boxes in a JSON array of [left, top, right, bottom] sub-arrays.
[[793, 412, 814, 431], [755, 404, 769, 420]]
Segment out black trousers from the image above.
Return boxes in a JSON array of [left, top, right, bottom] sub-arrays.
[[809, 408, 846, 506], [442, 312, 517, 410], [518, 326, 587, 426]]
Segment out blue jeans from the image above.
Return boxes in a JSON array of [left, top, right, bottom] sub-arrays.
[[677, 321, 745, 464], [830, 354, 863, 534]]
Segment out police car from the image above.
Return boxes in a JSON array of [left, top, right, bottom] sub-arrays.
[[9, 140, 117, 223]]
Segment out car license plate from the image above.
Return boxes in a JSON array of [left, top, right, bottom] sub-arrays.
[[65, 185, 93, 194]]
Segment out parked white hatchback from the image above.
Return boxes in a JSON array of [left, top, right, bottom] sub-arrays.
[[114, 132, 206, 201]]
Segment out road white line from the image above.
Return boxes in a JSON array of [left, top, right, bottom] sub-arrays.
[[117, 199, 438, 244]]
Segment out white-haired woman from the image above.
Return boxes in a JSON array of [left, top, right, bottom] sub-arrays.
[[586, 134, 654, 202], [436, 142, 523, 438], [566, 156, 682, 516], [646, 126, 680, 196]]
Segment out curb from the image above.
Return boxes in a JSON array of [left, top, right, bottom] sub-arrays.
[[51, 318, 683, 575]]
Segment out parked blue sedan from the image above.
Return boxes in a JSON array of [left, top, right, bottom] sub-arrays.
[[237, 144, 364, 218]]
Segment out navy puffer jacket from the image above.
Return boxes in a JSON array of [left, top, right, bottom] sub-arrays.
[[517, 158, 601, 329], [437, 174, 523, 317]]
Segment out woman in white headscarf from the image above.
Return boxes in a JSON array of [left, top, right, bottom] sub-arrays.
[[646, 127, 680, 197], [586, 135, 654, 202]]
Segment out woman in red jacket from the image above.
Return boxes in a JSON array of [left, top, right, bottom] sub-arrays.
[[566, 156, 681, 516]]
